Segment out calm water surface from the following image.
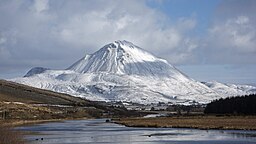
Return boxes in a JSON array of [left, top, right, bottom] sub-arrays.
[[18, 119, 256, 144]]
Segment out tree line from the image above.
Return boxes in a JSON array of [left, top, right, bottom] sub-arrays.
[[204, 94, 256, 115]]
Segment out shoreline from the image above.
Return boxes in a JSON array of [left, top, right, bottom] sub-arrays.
[[2, 115, 256, 131], [0, 117, 89, 127], [112, 116, 256, 131]]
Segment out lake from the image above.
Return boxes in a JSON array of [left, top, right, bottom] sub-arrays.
[[18, 119, 256, 144]]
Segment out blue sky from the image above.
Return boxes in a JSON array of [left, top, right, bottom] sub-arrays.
[[147, 0, 220, 35], [0, 0, 255, 85], [178, 64, 256, 85], [146, 0, 256, 85], [148, 0, 219, 21]]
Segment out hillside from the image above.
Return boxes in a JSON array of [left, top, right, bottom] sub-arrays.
[[0, 79, 137, 122], [0, 79, 89, 105]]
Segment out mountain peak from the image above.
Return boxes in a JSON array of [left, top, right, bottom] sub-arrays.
[[102, 40, 141, 52], [110, 40, 137, 47], [98, 40, 159, 62], [67, 40, 183, 77], [113, 40, 136, 47]]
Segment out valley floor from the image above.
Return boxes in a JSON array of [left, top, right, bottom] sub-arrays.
[[113, 115, 256, 130]]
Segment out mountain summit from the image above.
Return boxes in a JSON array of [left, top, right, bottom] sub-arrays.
[[67, 40, 184, 78], [11, 40, 256, 104]]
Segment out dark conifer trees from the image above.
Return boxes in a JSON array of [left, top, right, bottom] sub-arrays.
[[204, 94, 256, 115]]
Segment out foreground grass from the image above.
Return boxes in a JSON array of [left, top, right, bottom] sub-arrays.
[[114, 116, 256, 130]]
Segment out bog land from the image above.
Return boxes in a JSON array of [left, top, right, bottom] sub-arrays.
[[113, 116, 256, 130]]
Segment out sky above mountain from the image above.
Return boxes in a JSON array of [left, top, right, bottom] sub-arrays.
[[0, 0, 255, 85]]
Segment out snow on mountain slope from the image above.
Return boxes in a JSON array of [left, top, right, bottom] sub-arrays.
[[11, 40, 256, 104], [24, 67, 49, 77], [67, 40, 185, 78], [203, 81, 256, 97]]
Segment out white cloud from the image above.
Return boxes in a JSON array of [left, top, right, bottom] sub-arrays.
[[4, 0, 256, 77], [201, 0, 256, 65], [31, 0, 49, 13], [0, 36, 10, 60], [235, 16, 249, 25], [209, 15, 256, 53], [0, 0, 199, 76], [39, 0, 197, 63], [0, 37, 6, 45], [0, 0, 255, 84]]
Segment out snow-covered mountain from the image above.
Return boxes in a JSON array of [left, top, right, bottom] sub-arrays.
[[203, 81, 256, 97], [11, 40, 256, 104]]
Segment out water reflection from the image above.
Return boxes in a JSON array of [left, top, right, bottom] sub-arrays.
[[18, 119, 256, 144], [228, 131, 256, 138]]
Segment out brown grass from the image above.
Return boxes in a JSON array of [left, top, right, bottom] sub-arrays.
[[0, 125, 26, 144], [0, 101, 97, 123], [114, 116, 256, 130], [0, 79, 90, 105]]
